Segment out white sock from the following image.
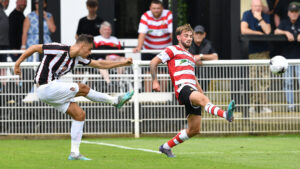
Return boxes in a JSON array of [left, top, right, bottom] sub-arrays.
[[85, 89, 118, 104], [163, 143, 171, 149], [71, 120, 84, 156]]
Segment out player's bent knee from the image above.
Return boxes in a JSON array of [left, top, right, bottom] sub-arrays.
[[77, 83, 90, 95]]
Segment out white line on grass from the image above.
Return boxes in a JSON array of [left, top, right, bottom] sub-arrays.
[[81, 141, 161, 154]]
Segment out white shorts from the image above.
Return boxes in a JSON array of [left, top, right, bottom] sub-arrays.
[[36, 81, 79, 113]]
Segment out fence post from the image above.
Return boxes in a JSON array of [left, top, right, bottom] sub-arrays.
[[133, 62, 140, 138]]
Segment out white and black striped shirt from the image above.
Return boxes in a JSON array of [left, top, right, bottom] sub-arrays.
[[34, 43, 91, 85]]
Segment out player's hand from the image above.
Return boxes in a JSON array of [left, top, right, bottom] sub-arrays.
[[152, 80, 160, 92], [14, 64, 21, 76], [297, 34, 300, 42], [132, 47, 141, 53], [124, 57, 133, 65], [285, 32, 295, 42]]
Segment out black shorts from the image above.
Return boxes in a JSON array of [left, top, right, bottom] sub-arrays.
[[178, 85, 202, 117]]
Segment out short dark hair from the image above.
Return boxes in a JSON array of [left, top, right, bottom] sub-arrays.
[[86, 0, 98, 7], [151, 0, 163, 6], [76, 34, 94, 44]]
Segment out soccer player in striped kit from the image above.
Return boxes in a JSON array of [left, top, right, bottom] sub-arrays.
[[150, 24, 235, 157], [14, 34, 134, 160]]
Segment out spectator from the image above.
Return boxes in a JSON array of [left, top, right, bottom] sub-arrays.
[[189, 25, 218, 92], [189, 25, 218, 62], [241, 0, 272, 113], [9, 0, 27, 61], [133, 0, 172, 60], [76, 0, 103, 39], [274, 3, 300, 112], [0, 0, 9, 62], [266, 0, 300, 28], [93, 21, 125, 85], [21, 0, 56, 62]]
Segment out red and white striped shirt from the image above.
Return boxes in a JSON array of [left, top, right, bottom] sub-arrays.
[[157, 45, 197, 100], [138, 9, 172, 50]]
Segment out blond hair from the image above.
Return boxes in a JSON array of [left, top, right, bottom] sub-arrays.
[[175, 24, 193, 36]]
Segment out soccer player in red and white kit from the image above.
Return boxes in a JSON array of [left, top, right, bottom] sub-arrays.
[[14, 34, 134, 160], [150, 24, 235, 157], [133, 0, 172, 60]]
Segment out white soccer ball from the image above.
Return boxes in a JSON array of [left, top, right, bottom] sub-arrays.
[[269, 55, 288, 75]]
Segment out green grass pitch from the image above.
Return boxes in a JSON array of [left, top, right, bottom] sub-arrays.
[[0, 135, 299, 169]]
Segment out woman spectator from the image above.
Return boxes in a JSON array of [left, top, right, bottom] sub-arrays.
[[21, 0, 56, 62]]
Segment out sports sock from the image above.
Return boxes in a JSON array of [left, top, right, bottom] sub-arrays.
[[205, 103, 226, 119], [71, 120, 84, 156], [164, 129, 189, 149], [85, 89, 118, 104]]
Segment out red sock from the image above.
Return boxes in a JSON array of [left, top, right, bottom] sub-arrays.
[[205, 103, 226, 118], [166, 129, 189, 148]]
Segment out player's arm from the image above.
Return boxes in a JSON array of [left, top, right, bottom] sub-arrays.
[[150, 56, 163, 92], [14, 44, 43, 75], [88, 57, 133, 69], [195, 77, 204, 94]]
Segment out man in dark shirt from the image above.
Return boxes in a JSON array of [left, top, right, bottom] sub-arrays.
[[189, 25, 218, 63], [189, 25, 218, 92], [75, 0, 104, 39], [241, 0, 272, 114], [275, 3, 300, 112], [0, 0, 9, 62], [9, 0, 27, 61]]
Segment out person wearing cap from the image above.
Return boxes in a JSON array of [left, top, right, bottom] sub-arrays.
[[189, 25, 218, 62], [241, 0, 272, 114], [76, 0, 104, 39], [189, 25, 218, 92], [275, 2, 300, 112], [21, 0, 56, 62]]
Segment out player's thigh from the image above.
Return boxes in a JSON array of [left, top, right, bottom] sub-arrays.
[[189, 91, 210, 107], [75, 83, 90, 97], [66, 102, 86, 121]]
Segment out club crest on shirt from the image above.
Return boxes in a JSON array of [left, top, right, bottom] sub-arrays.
[[175, 59, 195, 67]]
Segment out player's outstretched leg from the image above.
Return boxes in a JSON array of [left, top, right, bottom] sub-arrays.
[[113, 91, 134, 109], [204, 100, 235, 122]]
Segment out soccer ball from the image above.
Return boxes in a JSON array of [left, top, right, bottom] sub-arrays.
[[269, 55, 288, 75]]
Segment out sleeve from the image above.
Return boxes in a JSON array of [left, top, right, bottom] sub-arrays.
[[138, 14, 148, 34], [262, 13, 270, 24], [157, 47, 174, 63], [241, 11, 249, 23], [167, 11, 173, 33], [77, 56, 91, 66], [207, 41, 217, 54]]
